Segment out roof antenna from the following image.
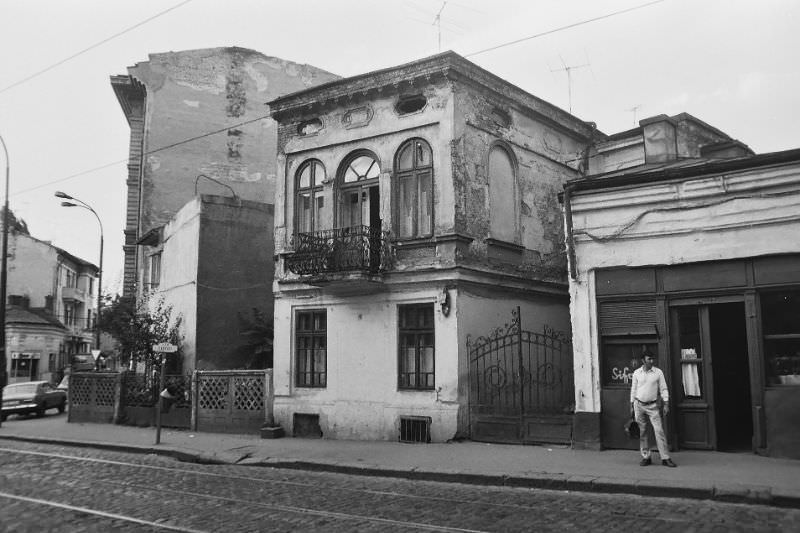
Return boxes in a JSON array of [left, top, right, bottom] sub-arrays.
[[550, 54, 590, 114], [433, 1, 448, 52], [627, 104, 642, 126]]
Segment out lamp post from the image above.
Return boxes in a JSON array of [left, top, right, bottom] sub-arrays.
[[55, 192, 103, 353], [0, 134, 9, 428]]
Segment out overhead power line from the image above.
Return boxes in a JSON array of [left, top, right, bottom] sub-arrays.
[[0, 0, 195, 95], [13, 114, 270, 197], [464, 0, 665, 58]]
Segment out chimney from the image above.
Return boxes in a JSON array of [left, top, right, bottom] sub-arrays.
[[640, 115, 678, 164]]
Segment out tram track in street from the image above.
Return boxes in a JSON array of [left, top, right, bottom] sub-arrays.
[[1, 442, 796, 532]]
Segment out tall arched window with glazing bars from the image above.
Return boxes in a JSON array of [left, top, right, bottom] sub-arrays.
[[394, 138, 433, 239], [295, 159, 325, 234]]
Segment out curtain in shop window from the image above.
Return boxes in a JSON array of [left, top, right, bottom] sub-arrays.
[[681, 348, 701, 397]]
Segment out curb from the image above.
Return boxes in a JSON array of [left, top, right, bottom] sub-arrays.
[[2, 434, 798, 509]]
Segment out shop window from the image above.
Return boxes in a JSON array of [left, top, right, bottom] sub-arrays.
[[295, 310, 327, 388], [601, 340, 656, 388], [761, 291, 800, 385], [398, 304, 435, 390], [394, 139, 433, 239], [295, 159, 326, 234]]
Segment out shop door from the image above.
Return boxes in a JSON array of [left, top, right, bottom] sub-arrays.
[[670, 302, 752, 450]]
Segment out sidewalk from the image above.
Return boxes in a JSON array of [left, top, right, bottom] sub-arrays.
[[1, 413, 799, 508]]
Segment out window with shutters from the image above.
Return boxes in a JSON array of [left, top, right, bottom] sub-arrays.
[[598, 300, 658, 388], [394, 138, 433, 239]]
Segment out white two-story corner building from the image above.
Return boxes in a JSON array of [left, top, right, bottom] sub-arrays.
[[268, 52, 599, 443]]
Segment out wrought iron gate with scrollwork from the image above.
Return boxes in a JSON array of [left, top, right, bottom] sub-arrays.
[[468, 307, 574, 444]]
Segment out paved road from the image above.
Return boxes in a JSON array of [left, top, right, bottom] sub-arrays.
[[0, 441, 798, 532]]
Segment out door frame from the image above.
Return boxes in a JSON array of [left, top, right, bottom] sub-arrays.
[[667, 295, 756, 451]]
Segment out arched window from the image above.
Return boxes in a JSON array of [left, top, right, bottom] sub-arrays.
[[295, 159, 325, 234], [488, 144, 516, 243], [394, 138, 433, 239], [338, 151, 381, 229]]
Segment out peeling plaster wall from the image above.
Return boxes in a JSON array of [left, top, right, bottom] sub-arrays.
[[452, 84, 585, 283], [129, 47, 338, 238]]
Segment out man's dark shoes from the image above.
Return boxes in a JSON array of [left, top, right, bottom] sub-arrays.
[[639, 457, 651, 466], [662, 458, 677, 467]]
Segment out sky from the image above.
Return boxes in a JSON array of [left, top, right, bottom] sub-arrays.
[[0, 0, 797, 295]]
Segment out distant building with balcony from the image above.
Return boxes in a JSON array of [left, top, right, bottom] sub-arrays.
[[268, 52, 598, 442], [3, 230, 98, 384]]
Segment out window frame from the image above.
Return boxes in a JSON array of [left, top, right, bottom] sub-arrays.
[[294, 159, 326, 236], [295, 309, 327, 388], [393, 138, 434, 240], [336, 150, 381, 229], [760, 289, 800, 386], [397, 303, 436, 391]]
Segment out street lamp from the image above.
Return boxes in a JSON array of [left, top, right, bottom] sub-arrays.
[[54, 192, 103, 353], [0, 133, 9, 428]]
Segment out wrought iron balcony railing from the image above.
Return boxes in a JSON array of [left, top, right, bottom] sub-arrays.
[[286, 225, 392, 276]]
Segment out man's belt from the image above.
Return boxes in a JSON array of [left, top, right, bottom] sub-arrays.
[[636, 399, 658, 405]]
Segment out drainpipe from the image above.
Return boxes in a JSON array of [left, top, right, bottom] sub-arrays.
[[563, 184, 577, 281]]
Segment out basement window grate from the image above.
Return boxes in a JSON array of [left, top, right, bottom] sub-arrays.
[[399, 416, 431, 443]]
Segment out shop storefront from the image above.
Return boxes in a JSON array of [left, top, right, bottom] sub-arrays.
[[596, 254, 800, 458]]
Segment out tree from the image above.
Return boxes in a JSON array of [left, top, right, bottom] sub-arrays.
[[97, 293, 183, 373], [231, 307, 273, 369], [2, 206, 29, 235]]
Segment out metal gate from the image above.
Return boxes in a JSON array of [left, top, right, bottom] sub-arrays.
[[468, 307, 574, 444]]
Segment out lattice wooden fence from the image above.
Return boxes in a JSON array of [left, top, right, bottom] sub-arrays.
[[194, 370, 272, 434]]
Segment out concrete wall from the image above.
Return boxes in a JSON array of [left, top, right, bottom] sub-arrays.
[[159, 198, 201, 371], [196, 196, 274, 370], [7, 233, 58, 308], [273, 286, 460, 441], [451, 84, 584, 282]]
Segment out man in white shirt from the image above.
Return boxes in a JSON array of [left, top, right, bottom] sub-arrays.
[[629, 350, 677, 467]]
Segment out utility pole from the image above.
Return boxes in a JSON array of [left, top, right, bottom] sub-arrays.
[[550, 56, 590, 114], [0, 134, 9, 428], [433, 1, 448, 52]]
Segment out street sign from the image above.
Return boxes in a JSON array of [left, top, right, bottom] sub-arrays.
[[153, 343, 178, 353], [91, 349, 102, 361]]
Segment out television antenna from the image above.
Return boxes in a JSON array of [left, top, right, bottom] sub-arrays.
[[433, 1, 448, 52], [627, 104, 642, 126], [550, 55, 590, 114]]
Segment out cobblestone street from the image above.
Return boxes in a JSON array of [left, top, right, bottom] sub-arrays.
[[0, 441, 798, 532]]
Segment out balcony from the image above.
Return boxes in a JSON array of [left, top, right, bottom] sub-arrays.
[[285, 226, 392, 286], [61, 286, 88, 303]]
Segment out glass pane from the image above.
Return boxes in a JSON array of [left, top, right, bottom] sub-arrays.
[[681, 359, 703, 397], [415, 141, 431, 167], [298, 192, 312, 233], [420, 342, 434, 373], [347, 155, 379, 181], [762, 291, 800, 335], [298, 164, 311, 188], [398, 176, 415, 238], [397, 144, 413, 171], [312, 161, 325, 186], [418, 171, 432, 236]]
